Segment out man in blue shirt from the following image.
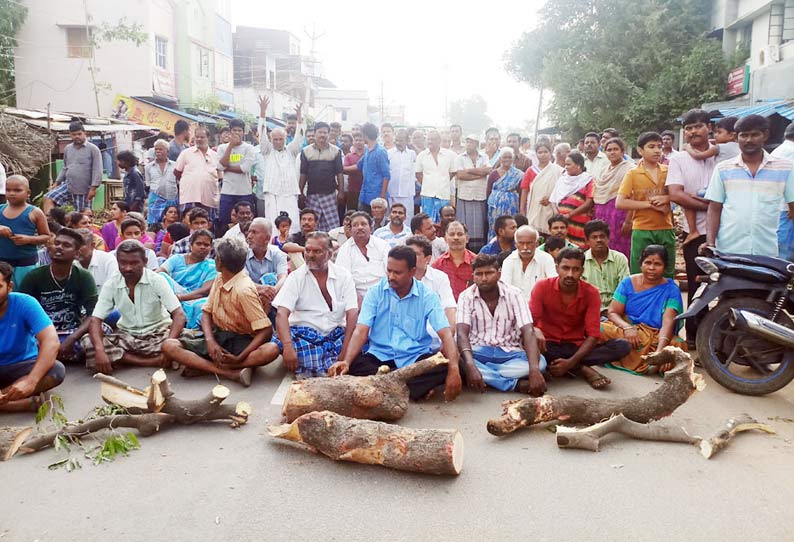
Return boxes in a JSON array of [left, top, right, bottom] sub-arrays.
[[357, 122, 391, 215], [0, 262, 64, 412], [328, 245, 462, 401], [480, 215, 517, 256]]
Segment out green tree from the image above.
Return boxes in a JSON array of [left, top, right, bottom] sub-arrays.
[[448, 95, 492, 135], [506, 0, 728, 142], [0, 0, 27, 106]]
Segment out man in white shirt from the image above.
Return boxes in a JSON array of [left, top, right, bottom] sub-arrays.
[[262, 232, 359, 377], [501, 225, 557, 303], [405, 235, 456, 352], [256, 96, 303, 233], [583, 131, 610, 181], [388, 129, 417, 220], [222, 201, 254, 242], [374, 203, 411, 248], [335, 211, 390, 301], [415, 130, 457, 222], [75, 228, 119, 291]]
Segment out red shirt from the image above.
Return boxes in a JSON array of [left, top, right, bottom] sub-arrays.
[[529, 277, 601, 345], [344, 151, 364, 192], [432, 250, 476, 301], [520, 167, 537, 191]]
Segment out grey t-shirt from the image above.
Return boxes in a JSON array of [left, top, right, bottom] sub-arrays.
[[168, 140, 189, 161], [716, 142, 740, 164], [55, 141, 103, 195], [217, 142, 256, 196]]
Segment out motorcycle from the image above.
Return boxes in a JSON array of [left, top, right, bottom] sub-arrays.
[[677, 249, 794, 395]]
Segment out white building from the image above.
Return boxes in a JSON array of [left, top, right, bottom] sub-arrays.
[[314, 88, 370, 127], [710, 0, 794, 103]]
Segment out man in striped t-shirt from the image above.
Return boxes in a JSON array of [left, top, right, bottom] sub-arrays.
[[456, 253, 547, 396], [705, 114, 794, 257]]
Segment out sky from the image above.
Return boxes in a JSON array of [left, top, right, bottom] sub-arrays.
[[232, 0, 546, 131]]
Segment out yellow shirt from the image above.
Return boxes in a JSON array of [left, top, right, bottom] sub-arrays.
[[617, 163, 673, 230], [202, 270, 270, 336]]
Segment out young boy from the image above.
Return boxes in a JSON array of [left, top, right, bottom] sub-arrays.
[[116, 151, 146, 213], [616, 132, 675, 277], [161, 237, 273, 386], [539, 214, 576, 253], [0, 175, 51, 285], [681, 116, 741, 245], [111, 218, 158, 269]]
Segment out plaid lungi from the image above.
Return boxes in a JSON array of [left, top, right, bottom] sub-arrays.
[[80, 324, 171, 370], [457, 198, 487, 249], [273, 325, 345, 377], [306, 192, 340, 232], [45, 183, 90, 211], [147, 192, 178, 225]]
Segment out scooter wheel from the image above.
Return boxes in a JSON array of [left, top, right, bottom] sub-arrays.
[[696, 296, 794, 395]]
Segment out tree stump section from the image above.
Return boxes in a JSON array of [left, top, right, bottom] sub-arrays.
[[11, 370, 252, 459], [282, 353, 448, 422], [487, 347, 705, 436], [268, 410, 464, 475]]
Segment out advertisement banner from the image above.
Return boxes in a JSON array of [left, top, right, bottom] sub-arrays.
[[111, 94, 184, 133], [727, 65, 749, 97]]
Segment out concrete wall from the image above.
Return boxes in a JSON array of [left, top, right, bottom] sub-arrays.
[[14, 0, 171, 116], [314, 89, 369, 128], [234, 87, 299, 121]]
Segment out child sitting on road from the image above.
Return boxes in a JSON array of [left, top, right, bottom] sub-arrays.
[[110, 218, 158, 270]]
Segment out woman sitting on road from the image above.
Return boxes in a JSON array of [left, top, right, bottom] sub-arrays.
[[600, 244, 687, 374], [158, 229, 217, 329], [151, 204, 181, 256]]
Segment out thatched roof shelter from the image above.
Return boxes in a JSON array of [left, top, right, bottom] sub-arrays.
[[0, 110, 56, 178]]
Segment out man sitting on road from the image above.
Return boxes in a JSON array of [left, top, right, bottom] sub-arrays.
[[74, 228, 118, 292], [582, 219, 629, 314], [501, 225, 557, 303], [162, 237, 273, 386], [530, 247, 631, 390], [432, 221, 476, 301], [457, 254, 546, 396], [0, 262, 64, 413], [335, 211, 390, 301], [409, 212, 448, 262], [244, 217, 288, 315], [19, 228, 98, 362], [374, 202, 411, 248], [81, 240, 187, 374], [405, 235, 456, 351], [328, 245, 462, 401], [480, 215, 517, 256], [261, 232, 359, 378]]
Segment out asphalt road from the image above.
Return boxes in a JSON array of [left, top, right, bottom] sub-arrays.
[[2, 360, 793, 542]]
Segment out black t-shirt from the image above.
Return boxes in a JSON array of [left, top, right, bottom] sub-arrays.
[[288, 232, 307, 247], [300, 143, 344, 195], [19, 265, 98, 334]]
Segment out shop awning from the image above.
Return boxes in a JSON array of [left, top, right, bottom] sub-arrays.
[[715, 99, 794, 121]]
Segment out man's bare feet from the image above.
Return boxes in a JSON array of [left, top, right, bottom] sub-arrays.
[[578, 366, 611, 389], [238, 368, 253, 387]]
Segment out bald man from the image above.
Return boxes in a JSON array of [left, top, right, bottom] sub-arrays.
[[255, 95, 303, 232]]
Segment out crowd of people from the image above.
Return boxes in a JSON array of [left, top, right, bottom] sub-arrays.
[[1, 101, 794, 412]]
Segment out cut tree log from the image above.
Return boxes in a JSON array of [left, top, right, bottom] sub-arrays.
[[556, 413, 775, 459], [268, 410, 463, 475], [12, 371, 251, 459], [0, 426, 33, 461], [281, 353, 448, 422], [487, 346, 704, 436]]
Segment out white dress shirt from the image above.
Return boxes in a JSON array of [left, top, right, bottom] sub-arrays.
[[75, 249, 119, 291], [272, 261, 358, 334], [335, 235, 390, 296], [500, 249, 557, 303], [387, 146, 417, 197], [415, 148, 458, 199]]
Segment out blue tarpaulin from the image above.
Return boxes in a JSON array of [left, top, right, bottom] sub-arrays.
[[715, 99, 794, 121]]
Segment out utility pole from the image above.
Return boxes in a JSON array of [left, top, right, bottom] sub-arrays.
[[84, 0, 101, 116], [379, 80, 384, 124], [534, 86, 544, 143]]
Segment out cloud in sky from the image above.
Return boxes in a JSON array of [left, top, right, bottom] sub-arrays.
[[232, 0, 546, 130]]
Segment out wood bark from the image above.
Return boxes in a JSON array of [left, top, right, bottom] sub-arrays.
[[556, 413, 775, 459], [487, 347, 705, 436], [12, 371, 251, 459], [268, 410, 464, 475], [281, 353, 448, 422], [0, 426, 32, 461]]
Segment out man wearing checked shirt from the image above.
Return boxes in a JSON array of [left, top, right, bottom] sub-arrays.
[[328, 245, 462, 401]]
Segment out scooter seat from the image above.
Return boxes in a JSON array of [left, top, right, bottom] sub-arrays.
[[714, 251, 794, 277]]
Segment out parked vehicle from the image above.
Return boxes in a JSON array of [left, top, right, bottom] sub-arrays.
[[677, 250, 794, 395]]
